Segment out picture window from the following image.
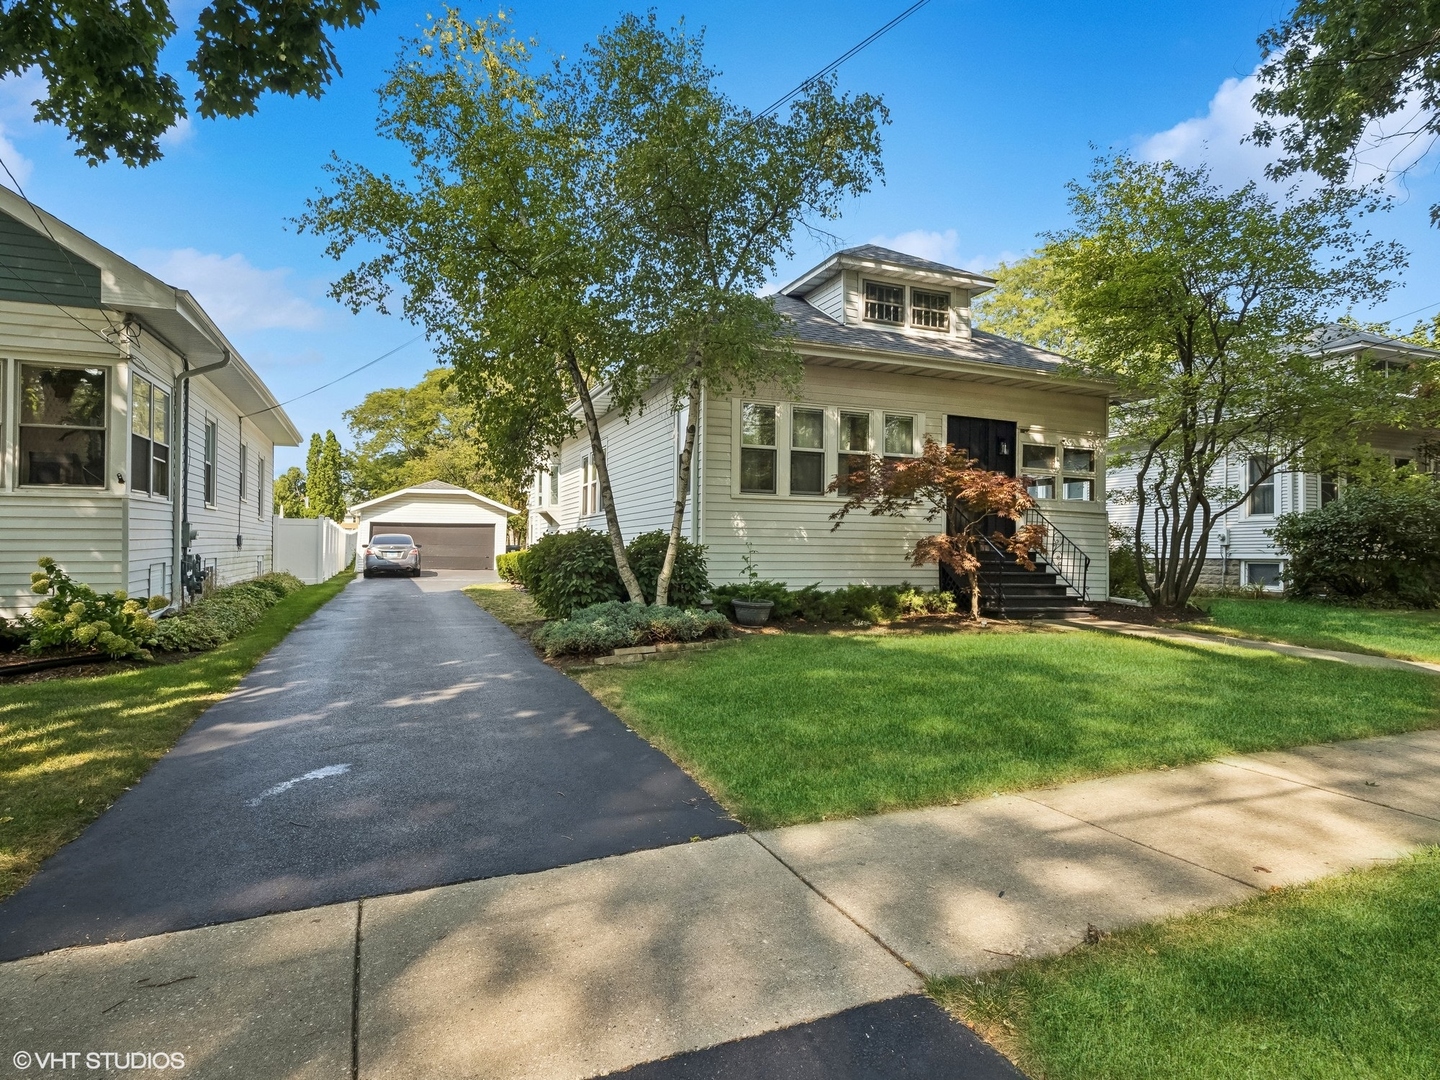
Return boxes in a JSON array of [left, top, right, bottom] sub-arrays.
[[19, 364, 107, 487]]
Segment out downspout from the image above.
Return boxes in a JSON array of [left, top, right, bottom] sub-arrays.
[[170, 349, 232, 606]]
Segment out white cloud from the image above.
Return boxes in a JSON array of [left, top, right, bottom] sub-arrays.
[[141, 248, 326, 333], [0, 73, 42, 188], [160, 115, 194, 151], [868, 227, 962, 265], [1137, 65, 1433, 192]]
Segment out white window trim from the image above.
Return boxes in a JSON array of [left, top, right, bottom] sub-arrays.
[[1242, 559, 1286, 591], [1246, 455, 1277, 519], [789, 403, 826, 497], [16, 359, 110, 491], [129, 373, 172, 501], [203, 416, 218, 509]]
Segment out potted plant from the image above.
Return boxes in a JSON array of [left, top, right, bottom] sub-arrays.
[[730, 545, 774, 627]]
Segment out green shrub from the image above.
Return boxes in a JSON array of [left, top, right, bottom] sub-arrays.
[[1273, 484, 1440, 606], [524, 529, 624, 618], [624, 530, 710, 608], [18, 557, 159, 658], [708, 581, 956, 623], [531, 600, 732, 657], [496, 549, 531, 585], [151, 572, 305, 652], [1108, 523, 1150, 600]]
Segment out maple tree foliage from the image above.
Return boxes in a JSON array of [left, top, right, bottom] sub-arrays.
[[829, 438, 1046, 619]]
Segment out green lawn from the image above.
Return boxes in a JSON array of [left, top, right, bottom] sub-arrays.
[[930, 847, 1440, 1080], [0, 571, 351, 899], [1185, 598, 1440, 663], [464, 583, 544, 631], [578, 628, 1440, 828]]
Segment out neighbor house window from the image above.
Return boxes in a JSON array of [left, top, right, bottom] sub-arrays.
[[130, 377, 170, 497], [838, 411, 870, 494], [581, 455, 601, 515], [739, 403, 777, 494], [1062, 446, 1095, 500], [19, 364, 107, 487], [1248, 455, 1275, 515], [790, 406, 824, 495], [910, 288, 950, 331], [203, 419, 217, 507], [883, 414, 915, 461], [1022, 443, 1057, 500], [1320, 472, 1339, 506], [549, 458, 560, 504], [863, 281, 905, 325], [1245, 561, 1284, 588]]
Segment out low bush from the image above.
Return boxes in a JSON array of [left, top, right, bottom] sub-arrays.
[[531, 600, 732, 658], [151, 573, 305, 652], [624, 530, 710, 608], [1273, 484, 1440, 606], [17, 558, 162, 659], [523, 529, 624, 618], [496, 549, 531, 585], [709, 581, 956, 623]]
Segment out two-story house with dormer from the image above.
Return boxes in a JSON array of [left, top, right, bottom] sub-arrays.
[[526, 245, 1116, 611]]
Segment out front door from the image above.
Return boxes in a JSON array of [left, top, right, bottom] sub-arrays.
[[946, 415, 1019, 539]]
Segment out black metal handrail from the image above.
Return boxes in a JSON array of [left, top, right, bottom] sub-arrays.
[[1021, 505, 1091, 602]]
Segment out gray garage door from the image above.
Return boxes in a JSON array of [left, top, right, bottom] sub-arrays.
[[377, 522, 494, 570]]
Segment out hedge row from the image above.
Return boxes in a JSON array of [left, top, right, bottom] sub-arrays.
[[150, 573, 307, 651]]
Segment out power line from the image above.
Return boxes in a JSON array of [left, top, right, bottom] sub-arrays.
[[241, 332, 427, 419]]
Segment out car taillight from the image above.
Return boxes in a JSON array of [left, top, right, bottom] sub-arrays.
[[408, 548, 419, 556]]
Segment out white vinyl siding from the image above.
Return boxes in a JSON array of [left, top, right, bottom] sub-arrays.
[[808, 274, 845, 323]]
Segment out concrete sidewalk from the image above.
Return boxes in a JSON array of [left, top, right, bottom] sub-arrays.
[[6, 728, 1439, 1079]]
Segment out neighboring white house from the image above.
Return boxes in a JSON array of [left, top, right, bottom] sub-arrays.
[[1108, 326, 1440, 590], [351, 481, 516, 579], [0, 186, 302, 616], [527, 245, 1115, 606]]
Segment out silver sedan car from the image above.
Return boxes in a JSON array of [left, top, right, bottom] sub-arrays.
[[362, 533, 422, 577]]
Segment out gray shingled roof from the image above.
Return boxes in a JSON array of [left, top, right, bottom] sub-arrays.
[[410, 479, 465, 491], [773, 294, 1070, 375], [834, 243, 993, 280]]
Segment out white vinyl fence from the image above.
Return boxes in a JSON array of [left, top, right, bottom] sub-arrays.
[[272, 517, 357, 585]]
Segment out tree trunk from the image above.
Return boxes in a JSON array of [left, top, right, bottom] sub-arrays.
[[966, 567, 981, 620], [561, 348, 646, 604], [654, 374, 702, 608]]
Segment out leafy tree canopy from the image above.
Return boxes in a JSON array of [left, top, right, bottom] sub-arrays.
[[0, 0, 376, 166], [1253, 0, 1440, 223], [272, 465, 308, 518]]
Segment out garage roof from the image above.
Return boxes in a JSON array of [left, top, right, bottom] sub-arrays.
[[350, 480, 519, 517]]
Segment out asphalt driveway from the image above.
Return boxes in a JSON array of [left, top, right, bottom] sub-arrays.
[[0, 572, 740, 960]]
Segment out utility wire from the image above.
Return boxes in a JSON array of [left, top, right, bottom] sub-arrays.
[[241, 332, 426, 419]]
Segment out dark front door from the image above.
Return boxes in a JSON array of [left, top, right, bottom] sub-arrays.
[[946, 415, 1019, 540]]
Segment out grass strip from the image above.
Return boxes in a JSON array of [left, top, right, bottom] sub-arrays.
[[930, 848, 1440, 1080], [578, 628, 1439, 828], [0, 570, 351, 900], [1180, 598, 1440, 664], [464, 583, 544, 631]]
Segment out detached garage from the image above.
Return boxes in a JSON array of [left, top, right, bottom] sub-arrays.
[[351, 481, 517, 578]]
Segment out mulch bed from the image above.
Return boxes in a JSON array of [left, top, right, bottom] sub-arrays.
[[0, 649, 195, 685]]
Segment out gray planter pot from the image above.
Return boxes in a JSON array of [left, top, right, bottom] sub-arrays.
[[730, 598, 774, 627]]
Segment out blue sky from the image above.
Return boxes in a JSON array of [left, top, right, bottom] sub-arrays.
[[5, 0, 1439, 471]]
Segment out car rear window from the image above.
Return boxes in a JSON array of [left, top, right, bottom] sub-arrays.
[[371, 534, 414, 546]]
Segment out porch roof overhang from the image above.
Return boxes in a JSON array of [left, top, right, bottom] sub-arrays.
[[797, 343, 1118, 400]]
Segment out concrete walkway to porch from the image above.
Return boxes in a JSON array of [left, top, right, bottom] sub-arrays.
[[5, 727, 1440, 1079]]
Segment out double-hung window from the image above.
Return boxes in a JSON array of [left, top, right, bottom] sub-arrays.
[[838, 412, 870, 494], [863, 281, 905, 325], [739, 403, 777, 494], [203, 419, 218, 507], [580, 455, 601, 515], [1062, 447, 1095, 500], [131, 377, 171, 497], [239, 444, 248, 502], [910, 289, 950, 330], [790, 407, 824, 495], [1021, 443, 1057, 500], [1248, 455, 1275, 515], [883, 414, 915, 463], [19, 364, 107, 487], [257, 457, 265, 518]]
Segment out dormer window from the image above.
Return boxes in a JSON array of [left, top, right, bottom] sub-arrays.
[[863, 281, 904, 325], [911, 289, 950, 331]]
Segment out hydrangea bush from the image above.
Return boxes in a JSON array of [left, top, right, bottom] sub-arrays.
[[22, 557, 163, 658]]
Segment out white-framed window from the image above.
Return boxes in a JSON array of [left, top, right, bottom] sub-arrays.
[[581, 455, 601, 516], [1062, 446, 1096, 500], [239, 443, 248, 500], [1021, 442, 1057, 500], [203, 419, 218, 507], [789, 406, 825, 495], [838, 410, 870, 495], [257, 457, 265, 518], [1320, 472, 1339, 506], [883, 413, 916, 462], [863, 280, 905, 325], [130, 375, 170, 498], [1244, 561, 1284, 589], [739, 402, 777, 494], [18, 363, 107, 487], [910, 288, 950, 331], [1248, 455, 1275, 516], [549, 458, 560, 504]]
